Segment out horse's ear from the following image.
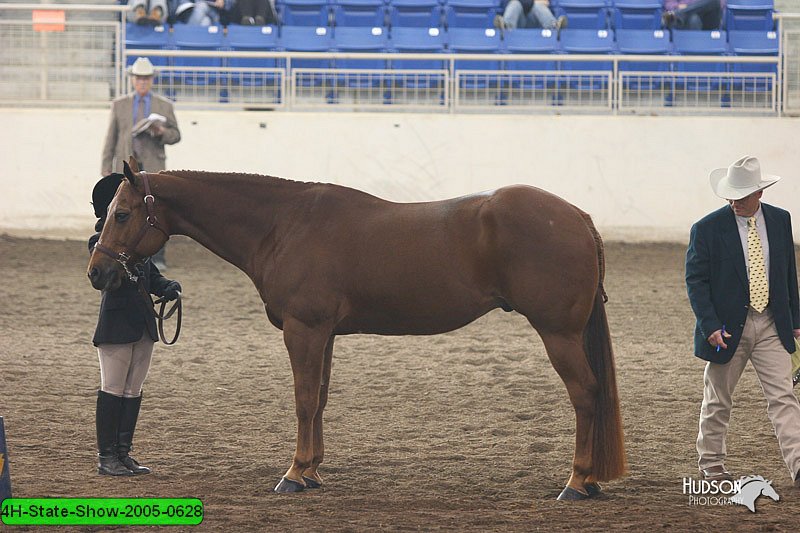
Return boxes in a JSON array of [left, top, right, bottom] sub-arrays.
[[122, 159, 140, 188], [128, 156, 140, 174]]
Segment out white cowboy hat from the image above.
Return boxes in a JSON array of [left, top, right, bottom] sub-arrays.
[[709, 156, 781, 200], [128, 57, 155, 77]]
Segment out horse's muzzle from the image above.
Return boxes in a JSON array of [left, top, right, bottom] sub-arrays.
[[88, 265, 121, 292]]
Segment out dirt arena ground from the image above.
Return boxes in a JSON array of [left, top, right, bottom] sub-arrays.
[[1, 235, 800, 532]]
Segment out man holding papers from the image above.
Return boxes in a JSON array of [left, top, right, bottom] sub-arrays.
[[685, 156, 800, 489], [101, 57, 180, 268], [101, 57, 180, 177]]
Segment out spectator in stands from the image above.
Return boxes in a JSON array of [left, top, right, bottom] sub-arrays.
[[661, 0, 724, 30], [494, 0, 567, 34], [170, 0, 234, 26], [232, 0, 277, 25], [101, 57, 180, 270], [129, 0, 168, 25]]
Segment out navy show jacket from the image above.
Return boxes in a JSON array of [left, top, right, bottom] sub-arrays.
[[89, 233, 172, 346], [685, 203, 800, 364]]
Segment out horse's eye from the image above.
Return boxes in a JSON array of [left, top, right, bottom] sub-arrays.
[[115, 212, 130, 222]]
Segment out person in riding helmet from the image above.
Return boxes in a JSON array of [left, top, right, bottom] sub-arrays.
[[88, 173, 181, 476]]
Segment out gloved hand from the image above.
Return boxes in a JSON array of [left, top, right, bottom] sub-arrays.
[[162, 281, 182, 301]]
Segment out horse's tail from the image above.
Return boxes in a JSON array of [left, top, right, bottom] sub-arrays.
[[580, 212, 627, 481], [579, 210, 607, 302]]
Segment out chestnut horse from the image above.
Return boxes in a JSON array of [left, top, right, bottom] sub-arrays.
[[87, 158, 626, 500]]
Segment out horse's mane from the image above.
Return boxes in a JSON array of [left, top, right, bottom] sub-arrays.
[[163, 169, 319, 188], [739, 475, 767, 485], [160, 169, 385, 205]]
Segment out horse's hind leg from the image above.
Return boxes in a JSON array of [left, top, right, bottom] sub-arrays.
[[301, 335, 335, 488], [538, 330, 599, 500], [274, 318, 332, 493]]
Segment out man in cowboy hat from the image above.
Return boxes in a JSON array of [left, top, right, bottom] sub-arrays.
[[101, 57, 180, 269], [686, 156, 800, 489]]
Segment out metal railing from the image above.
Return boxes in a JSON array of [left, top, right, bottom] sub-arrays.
[[781, 14, 800, 113], [0, 3, 796, 115]]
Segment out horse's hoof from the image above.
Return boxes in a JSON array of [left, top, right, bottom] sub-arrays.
[[274, 476, 305, 493], [557, 486, 591, 501], [302, 476, 322, 489], [585, 482, 602, 497]]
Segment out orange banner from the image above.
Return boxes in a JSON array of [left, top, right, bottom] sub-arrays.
[[32, 10, 65, 32]]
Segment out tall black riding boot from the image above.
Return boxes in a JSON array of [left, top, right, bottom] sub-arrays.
[[117, 394, 151, 475], [96, 391, 134, 476]]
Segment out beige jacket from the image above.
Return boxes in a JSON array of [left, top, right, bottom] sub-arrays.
[[101, 91, 181, 175]]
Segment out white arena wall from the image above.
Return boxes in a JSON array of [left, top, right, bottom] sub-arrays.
[[1, 108, 799, 242]]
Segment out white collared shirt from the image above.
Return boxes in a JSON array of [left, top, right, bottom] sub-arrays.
[[734, 204, 769, 284]]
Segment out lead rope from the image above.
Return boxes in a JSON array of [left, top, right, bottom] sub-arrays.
[[136, 277, 182, 345], [154, 293, 182, 345]]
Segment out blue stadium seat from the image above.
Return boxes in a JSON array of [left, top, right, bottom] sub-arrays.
[[171, 25, 225, 85], [280, 25, 334, 66], [332, 0, 387, 27], [725, 0, 774, 31], [729, 28, 778, 54], [729, 29, 778, 91], [389, 26, 446, 69], [279, 0, 331, 27], [612, 0, 662, 30], [671, 29, 729, 91], [388, 27, 446, 89], [280, 25, 334, 86], [559, 28, 614, 88], [331, 26, 388, 80], [125, 23, 170, 68], [388, 0, 443, 28], [616, 28, 670, 55], [445, 0, 499, 29], [502, 28, 559, 89], [616, 29, 671, 89], [448, 27, 502, 88], [672, 28, 728, 54], [225, 25, 280, 86], [555, 0, 609, 30]]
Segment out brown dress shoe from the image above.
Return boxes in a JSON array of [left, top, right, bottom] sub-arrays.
[[134, 5, 148, 24], [149, 6, 163, 24], [700, 465, 734, 482]]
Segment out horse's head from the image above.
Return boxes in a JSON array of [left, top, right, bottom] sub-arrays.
[[761, 480, 780, 502], [87, 157, 170, 291]]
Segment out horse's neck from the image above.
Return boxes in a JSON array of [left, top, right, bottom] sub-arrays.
[[157, 171, 297, 277]]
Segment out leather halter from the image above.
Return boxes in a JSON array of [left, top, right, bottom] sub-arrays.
[[94, 171, 169, 282], [92, 171, 181, 345]]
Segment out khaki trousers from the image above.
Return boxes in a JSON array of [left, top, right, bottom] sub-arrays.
[[97, 334, 154, 398], [697, 308, 800, 480]]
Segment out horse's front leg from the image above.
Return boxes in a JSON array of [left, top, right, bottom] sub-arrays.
[[302, 335, 334, 489], [274, 318, 333, 493]]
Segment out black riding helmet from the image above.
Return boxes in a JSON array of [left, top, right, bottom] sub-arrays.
[[92, 173, 124, 231]]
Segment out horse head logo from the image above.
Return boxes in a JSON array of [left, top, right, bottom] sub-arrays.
[[730, 475, 780, 513]]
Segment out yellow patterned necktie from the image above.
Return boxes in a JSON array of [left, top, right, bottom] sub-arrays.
[[747, 216, 769, 313]]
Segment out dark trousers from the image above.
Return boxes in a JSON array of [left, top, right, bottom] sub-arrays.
[[674, 0, 722, 30], [234, 0, 277, 23]]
